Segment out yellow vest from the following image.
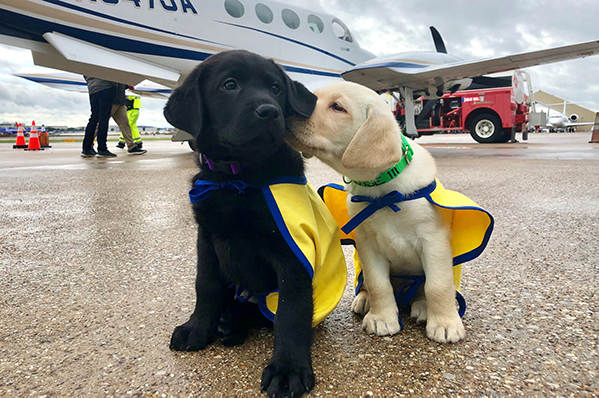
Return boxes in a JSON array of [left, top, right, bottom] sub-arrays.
[[189, 176, 347, 327], [126, 95, 142, 109], [318, 179, 493, 294], [260, 178, 347, 327]]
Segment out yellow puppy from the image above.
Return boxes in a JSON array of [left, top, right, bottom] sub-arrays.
[[286, 81, 493, 343]]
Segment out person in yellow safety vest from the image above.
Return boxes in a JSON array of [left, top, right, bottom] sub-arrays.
[[116, 95, 143, 149]]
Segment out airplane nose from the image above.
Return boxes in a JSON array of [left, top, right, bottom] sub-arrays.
[[256, 104, 280, 120]]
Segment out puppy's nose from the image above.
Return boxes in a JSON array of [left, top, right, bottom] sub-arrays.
[[256, 104, 280, 120]]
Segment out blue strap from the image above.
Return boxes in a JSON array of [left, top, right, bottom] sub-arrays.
[[391, 275, 425, 330], [341, 180, 437, 234], [456, 291, 466, 318], [189, 180, 255, 203], [189, 176, 308, 203], [390, 274, 466, 329]]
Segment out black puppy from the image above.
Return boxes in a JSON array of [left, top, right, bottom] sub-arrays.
[[164, 50, 321, 397]]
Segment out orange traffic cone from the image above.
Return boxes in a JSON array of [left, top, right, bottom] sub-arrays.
[[589, 112, 599, 143], [39, 124, 52, 148], [13, 123, 27, 149], [24, 121, 44, 151]]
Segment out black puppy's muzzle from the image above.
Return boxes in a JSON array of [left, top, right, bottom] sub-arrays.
[[255, 104, 280, 121]]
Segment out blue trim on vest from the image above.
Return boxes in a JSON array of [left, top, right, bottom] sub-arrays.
[[324, 183, 346, 191], [424, 195, 495, 266], [256, 290, 277, 323], [261, 186, 314, 279]]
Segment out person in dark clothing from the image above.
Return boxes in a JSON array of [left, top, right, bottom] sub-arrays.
[[81, 77, 117, 158]]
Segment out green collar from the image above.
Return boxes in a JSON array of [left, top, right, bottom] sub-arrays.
[[344, 135, 414, 187]]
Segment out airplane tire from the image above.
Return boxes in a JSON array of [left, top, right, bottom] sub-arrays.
[[469, 113, 503, 143]]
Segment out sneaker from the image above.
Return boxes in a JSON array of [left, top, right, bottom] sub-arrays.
[[116, 141, 125, 149], [97, 150, 117, 158], [128, 145, 147, 155], [81, 149, 95, 158], [90, 148, 98, 156], [136, 142, 143, 149]]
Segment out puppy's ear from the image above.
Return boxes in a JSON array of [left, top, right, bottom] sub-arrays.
[[341, 103, 403, 170], [163, 69, 203, 140], [284, 75, 317, 118]]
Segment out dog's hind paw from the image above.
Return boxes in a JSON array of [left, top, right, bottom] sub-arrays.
[[261, 360, 314, 398], [351, 290, 370, 315], [410, 300, 428, 323], [362, 311, 400, 336], [426, 315, 465, 343], [169, 319, 215, 351]]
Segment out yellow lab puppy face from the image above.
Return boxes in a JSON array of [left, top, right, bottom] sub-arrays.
[[286, 81, 403, 175]]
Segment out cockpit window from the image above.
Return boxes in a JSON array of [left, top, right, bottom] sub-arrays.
[[332, 18, 353, 43], [224, 0, 244, 18], [307, 14, 324, 34], [282, 9, 300, 29], [255, 3, 273, 24]]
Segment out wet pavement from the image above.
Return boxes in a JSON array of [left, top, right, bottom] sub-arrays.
[[1, 133, 598, 397]]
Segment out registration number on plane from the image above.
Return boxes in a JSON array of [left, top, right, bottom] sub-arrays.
[[77, 0, 198, 14]]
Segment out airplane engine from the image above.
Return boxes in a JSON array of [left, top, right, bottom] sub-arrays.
[[569, 114, 579, 122]]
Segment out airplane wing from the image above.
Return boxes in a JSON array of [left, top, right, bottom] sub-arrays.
[[16, 71, 173, 99], [36, 32, 180, 87], [342, 40, 599, 91]]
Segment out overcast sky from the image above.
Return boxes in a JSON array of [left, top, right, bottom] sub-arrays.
[[1, 0, 599, 128]]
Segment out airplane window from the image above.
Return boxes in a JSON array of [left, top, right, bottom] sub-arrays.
[[225, 0, 244, 18], [332, 18, 353, 43], [308, 14, 324, 34], [255, 3, 273, 24], [282, 9, 300, 30]]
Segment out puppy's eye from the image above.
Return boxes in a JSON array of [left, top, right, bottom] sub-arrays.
[[223, 79, 238, 90], [331, 102, 346, 112], [271, 83, 281, 95]]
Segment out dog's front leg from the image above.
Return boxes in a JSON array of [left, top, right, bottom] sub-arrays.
[[170, 227, 228, 351], [358, 246, 401, 336], [261, 263, 314, 398], [420, 238, 465, 343]]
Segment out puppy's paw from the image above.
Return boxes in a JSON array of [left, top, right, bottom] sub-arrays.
[[426, 314, 465, 343], [351, 290, 370, 315], [169, 319, 215, 351], [261, 359, 314, 398], [218, 309, 249, 347], [362, 311, 401, 336], [410, 300, 428, 323]]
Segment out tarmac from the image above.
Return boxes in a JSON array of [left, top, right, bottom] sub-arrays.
[[1, 132, 598, 397]]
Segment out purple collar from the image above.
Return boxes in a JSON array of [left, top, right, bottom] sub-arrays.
[[200, 154, 246, 175]]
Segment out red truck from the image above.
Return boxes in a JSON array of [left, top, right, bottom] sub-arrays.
[[392, 74, 533, 143]]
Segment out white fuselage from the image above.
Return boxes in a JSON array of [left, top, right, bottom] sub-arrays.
[[0, 0, 375, 89]]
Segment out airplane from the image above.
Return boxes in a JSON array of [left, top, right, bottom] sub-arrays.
[[2, 0, 599, 143], [538, 101, 595, 131]]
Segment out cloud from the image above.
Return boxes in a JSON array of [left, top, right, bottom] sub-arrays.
[[1, 0, 599, 127]]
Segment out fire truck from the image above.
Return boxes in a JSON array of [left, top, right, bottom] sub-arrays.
[[392, 70, 542, 143]]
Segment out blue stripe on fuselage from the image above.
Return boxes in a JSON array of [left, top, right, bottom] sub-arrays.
[[349, 61, 430, 71], [19, 76, 88, 86], [216, 21, 356, 67], [40, 0, 224, 47], [0, 8, 341, 78]]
